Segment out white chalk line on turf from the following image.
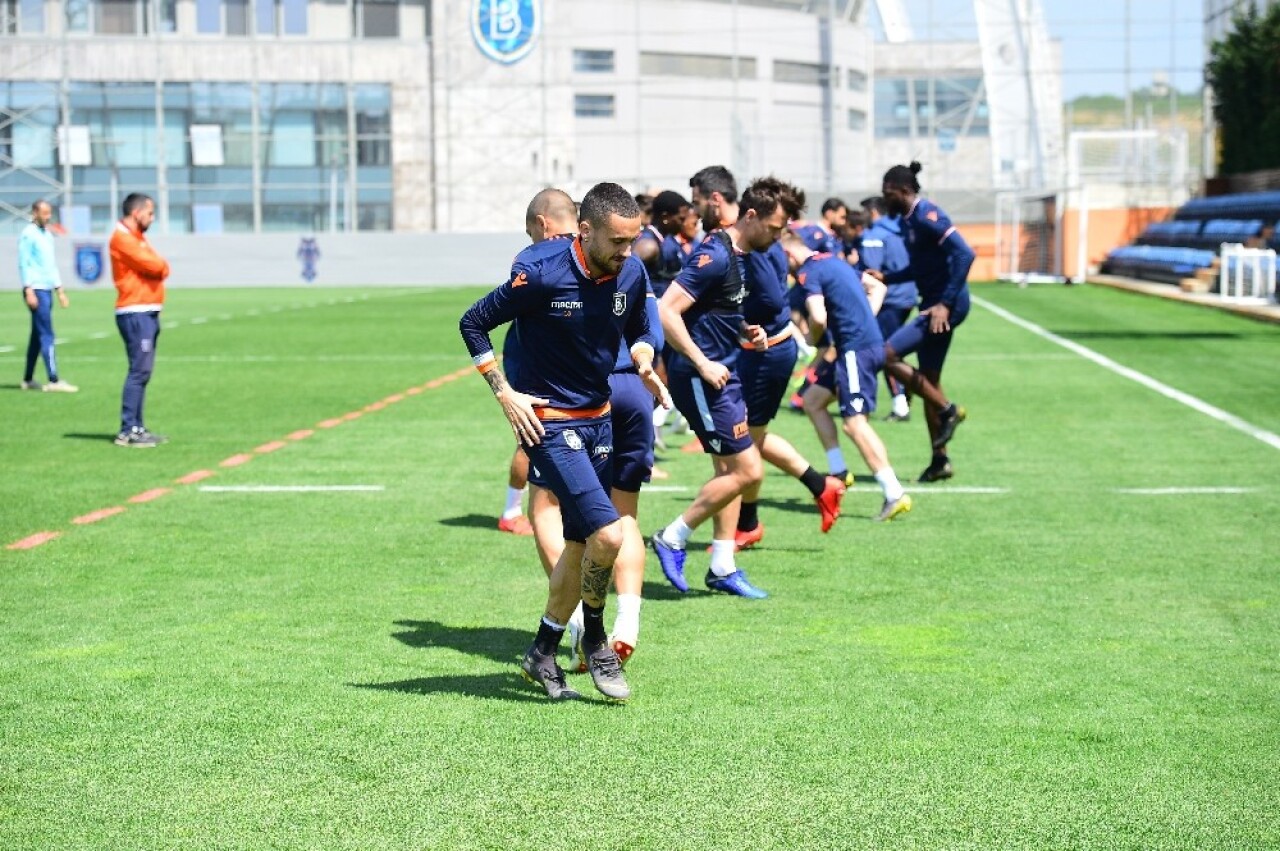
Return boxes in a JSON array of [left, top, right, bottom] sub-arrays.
[[973, 296, 1280, 453], [644, 485, 691, 493], [1113, 487, 1259, 495], [0, 291, 416, 354], [846, 485, 1009, 494], [198, 485, 385, 493]]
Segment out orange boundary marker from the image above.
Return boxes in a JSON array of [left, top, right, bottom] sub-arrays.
[[7, 531, 61, 551], [4, 364, 475, 552], [72, 506, 125, 525], [129, 488, 171, 504]]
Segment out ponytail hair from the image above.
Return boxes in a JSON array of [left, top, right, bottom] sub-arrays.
[[883, 160, 922, 193]]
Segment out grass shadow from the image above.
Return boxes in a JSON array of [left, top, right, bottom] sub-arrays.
[[350, 672, 548, 704], [439, 514, 498, 531], [63, 433, 118, 442], [391, 619, 526, 664]]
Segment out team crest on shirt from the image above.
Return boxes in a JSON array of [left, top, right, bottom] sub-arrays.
[[562, 429, 583, 451], [613, 292, 626, 316], [926, 210, 938, 222], [696, 254, 713, 268], [471, 0, 540, 65]]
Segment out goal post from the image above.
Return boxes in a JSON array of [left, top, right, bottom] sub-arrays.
[[994, 186, 1088, 285]]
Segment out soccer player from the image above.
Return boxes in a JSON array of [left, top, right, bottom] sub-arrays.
[[497, 189, 580, 539], [460, 183, 670, 702], [110, 193, 170, 447], [652, 175, 834, 599], [783, 232, 912, 521], [632, 189, 691, 299], [789, 197, 846, 256], [18, 200, 78, 393], [734, 187, 847, 551], [859, 196, 917, 422], [870, 162, 974, 482]]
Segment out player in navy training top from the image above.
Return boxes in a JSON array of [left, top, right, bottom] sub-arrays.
[[460, 183, 670, 702], [734, 204, 848, 550], [783, 232, 913, 522], [631, 189, 691, 299], [497, 190, 579, 540], [858, 196, 917, 422], [871, 162, 973, 483]]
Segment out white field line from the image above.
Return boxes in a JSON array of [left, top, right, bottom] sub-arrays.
[[1113, 487, 1260, 495], [846, 485, 1009, 494], [644, 485, 692, 493], [974, 296, 1280, 453], [0, 290, 421, 354], [199, 485, 385, 493]]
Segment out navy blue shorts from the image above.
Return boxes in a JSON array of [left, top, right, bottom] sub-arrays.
[[525, 416, 619, 544], [811, 356, 837, 393], [835, 345, 884, 418], [787, 284, 809, 317], [738, 336, 798, 427], [608, 370, 654, 493], [668, 366, 753, 456], [886, 290, 970, 373], [876, 304, 913, 341]]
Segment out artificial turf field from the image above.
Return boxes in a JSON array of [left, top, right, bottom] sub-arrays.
[[2, 282, 1277, 849]]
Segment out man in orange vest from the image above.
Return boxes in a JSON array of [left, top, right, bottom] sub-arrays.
[[109, 193, 170, 448]]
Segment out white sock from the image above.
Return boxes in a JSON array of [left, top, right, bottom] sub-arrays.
[[568, 601, 584, 634], [709, 539, 737, 577], [661, 515, 694, 549], [612, 593, 641, 645], [893, 394, 909, 417], [652, 405, 670, 429], [502, 486, 526, 520], [825, 447, 847, 473], [874, 467, 905, 501]]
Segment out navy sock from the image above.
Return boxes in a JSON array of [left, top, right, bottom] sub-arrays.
[[738, 501, 759, 532]]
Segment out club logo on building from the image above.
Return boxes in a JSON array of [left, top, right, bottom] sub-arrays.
[[74, 243, 103, 284], [471, 0, 540, 66], [297, 237, 320, 283], [613, 292, 626, 316]]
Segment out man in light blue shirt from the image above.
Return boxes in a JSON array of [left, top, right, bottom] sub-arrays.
[[18, 200, 77, 393]]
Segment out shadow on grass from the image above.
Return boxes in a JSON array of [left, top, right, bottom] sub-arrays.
[[62, 433, 118, 442], [438, 514, 499, 531], [351, 672, 548, 704], [391, 619, 526, 664]]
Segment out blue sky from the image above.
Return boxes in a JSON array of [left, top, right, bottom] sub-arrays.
[[878, 0, 1205, 100]]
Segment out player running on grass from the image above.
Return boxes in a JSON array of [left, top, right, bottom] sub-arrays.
[[652, 175, 844, 600], [866, 162, 975, 482], [782, 231, 912, 521], [461, 183, 670, 702]]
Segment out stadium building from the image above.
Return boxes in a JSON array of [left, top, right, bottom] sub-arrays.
[[1, 0, 1063, 237]]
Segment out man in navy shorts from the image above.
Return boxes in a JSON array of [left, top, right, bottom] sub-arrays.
[[460, 183, 670, 702]]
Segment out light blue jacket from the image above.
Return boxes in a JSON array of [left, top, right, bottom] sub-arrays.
[[18, 223, 61, 290]]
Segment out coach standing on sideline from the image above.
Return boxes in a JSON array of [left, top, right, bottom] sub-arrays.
[[110, 193, 170, 448]]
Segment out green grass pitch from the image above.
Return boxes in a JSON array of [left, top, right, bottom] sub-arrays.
[[2, 283, 1278, 849]]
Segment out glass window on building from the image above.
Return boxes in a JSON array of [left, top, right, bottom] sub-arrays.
[[157, 0, 176, 32], [574, 94, 614, 119], [64, 0, 90, 31], [282, 0, 306, 34], [774, 60, 827, 86], [97, 0, 145, 34], [255, 0, 275, 35], [357, 0, 398, 38], [573, 49, 615, 73], [639, 51, 756, 80], [355, 84, 391, 167], [196, 0, 219, 33], [847, 69, 867, 92], [847, 108, 866, 132], [225, 0, 249, 35], [875, 76, 988, 139], [2, 0, 44, 34]]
